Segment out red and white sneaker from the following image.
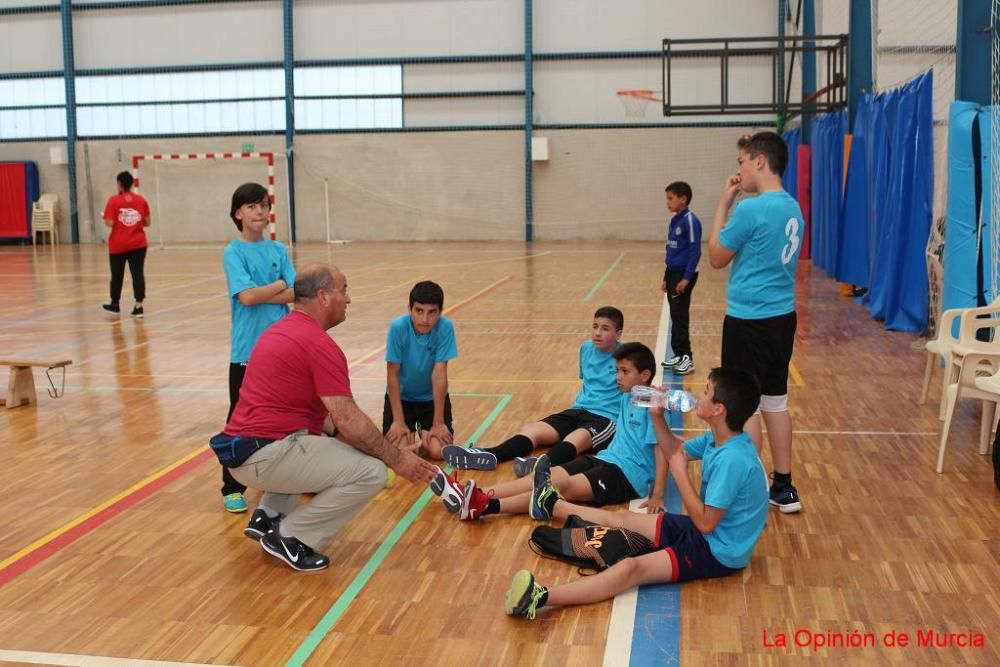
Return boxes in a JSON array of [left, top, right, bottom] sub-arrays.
[[430, 467, 465, 514], [459, 479, 491, 521]]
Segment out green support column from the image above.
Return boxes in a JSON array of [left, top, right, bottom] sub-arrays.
[[802, 0, 816, 144], [60, 0, 79, 243], [955, 0, 992, 104], [848, 0, 873, 127]]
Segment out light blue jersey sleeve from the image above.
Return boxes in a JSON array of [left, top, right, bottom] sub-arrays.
[[703, 453, 750, 510], [385, 316, 407, 364], [223, 245, 257, 298], [434, 317, 458, 363], [683, 432, 712, 461], [718, 200, 754, 254]]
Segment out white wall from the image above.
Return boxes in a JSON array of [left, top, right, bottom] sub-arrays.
[[0, 13, 62, 72]]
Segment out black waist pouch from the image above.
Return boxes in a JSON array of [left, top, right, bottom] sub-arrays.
[[209, 432, 274, 467]]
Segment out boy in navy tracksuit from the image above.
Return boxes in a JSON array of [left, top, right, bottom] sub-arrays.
[[661, 181, 702, 375]]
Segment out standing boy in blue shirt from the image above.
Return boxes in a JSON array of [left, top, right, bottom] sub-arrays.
[[707, 131, 805, 514], [661, 181, 702, 375], [504, 368, 768, 620], [445, 343, 668, 521], [442, 307, 623, 475], [221, 183, 295, 513], [383, 281, 458, 460]]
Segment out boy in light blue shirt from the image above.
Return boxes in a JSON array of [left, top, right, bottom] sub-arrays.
[[708, 131, 805, 514], [504, 368, 768, 620], [445, 343, 668, 521], [221, 183, 295, 513], [443, 307, 623, 475], [382, 281, 458, 460]]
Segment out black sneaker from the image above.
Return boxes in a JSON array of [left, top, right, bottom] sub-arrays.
[[102, 302, 120, 314], [243, 508, 281, 541], [130, 306, 144, 318], [769, 484, 802, 513], [260, 531, 329, 572]]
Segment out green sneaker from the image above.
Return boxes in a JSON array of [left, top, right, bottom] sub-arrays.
[[223, 492, 248, 513], [504, 569, 547, 620], [530, 456, 562, 520]]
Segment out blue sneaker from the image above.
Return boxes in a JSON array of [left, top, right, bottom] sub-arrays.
[[223, 492, 248, 513], [513, 456, 538, 478], [769, 484, 802, 513], [530, 456, 562, 520], [442, 444, 497, 471]]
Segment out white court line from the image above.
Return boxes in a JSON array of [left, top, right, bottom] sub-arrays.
[[602, 293, 672, 667], [0, 650, 239, 667]]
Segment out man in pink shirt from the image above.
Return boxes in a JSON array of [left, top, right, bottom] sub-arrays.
[[214, 263, 437, 572]]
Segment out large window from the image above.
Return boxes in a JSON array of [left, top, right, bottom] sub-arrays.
[[76, 69, 285, 136], [294, 65, 402, 130], [0, 77, 66, 140], [0, 65, 404, 139]]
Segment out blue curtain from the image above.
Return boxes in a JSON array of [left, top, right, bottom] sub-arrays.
[[810, 110, 847, 276], [833, 71, 934, 332], [782, 127, 801, 197]]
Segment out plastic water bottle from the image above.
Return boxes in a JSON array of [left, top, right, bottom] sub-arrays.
[[630, 385, 699, 412]]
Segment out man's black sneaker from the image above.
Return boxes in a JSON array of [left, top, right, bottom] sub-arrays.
[[102, 302, 120, 314], [769, 484, 803, 513], [243, 508, 281, 541], [130, 306, 144, 318], [260, 531, 329, 572]]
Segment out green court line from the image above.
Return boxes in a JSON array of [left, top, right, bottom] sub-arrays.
[[285, 393, 512, 667], [582, 251, 625, 303]]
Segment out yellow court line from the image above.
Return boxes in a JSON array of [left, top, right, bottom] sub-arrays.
[[789, 361, 805, 387], [0, 444, 207, 571]]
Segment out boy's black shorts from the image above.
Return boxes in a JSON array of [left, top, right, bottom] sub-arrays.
[[557, 456, 637, 506], [540, 409, 616, 452], [655, 513, 740, 583], [721, 311, 797, 396], [381, 393, 454, 435]]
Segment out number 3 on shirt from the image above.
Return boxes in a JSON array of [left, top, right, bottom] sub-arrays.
[[781, 217, 800, 265]]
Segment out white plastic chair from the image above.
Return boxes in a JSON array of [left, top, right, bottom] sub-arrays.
[[920, 298, 1000, 418], [31, 194, 60, 245], [936, 313, 1000, 473]]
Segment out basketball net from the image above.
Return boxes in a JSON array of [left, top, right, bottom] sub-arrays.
[[616, 89, 661, 118]]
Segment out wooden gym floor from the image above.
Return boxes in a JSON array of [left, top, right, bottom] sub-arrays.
[[0, 241, 997, 666]]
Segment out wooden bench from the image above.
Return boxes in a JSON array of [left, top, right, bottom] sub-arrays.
[[0, 358, 72, 408]]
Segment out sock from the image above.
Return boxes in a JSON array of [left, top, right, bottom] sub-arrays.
[[485, 435, 534, 463], [258, 505, 280, 519], [485, 498, 501, 515], [546, 441, 579, 466], [537, 587, 549, 608], [771, 471, 792, 489], [542, 492, 560, 518]]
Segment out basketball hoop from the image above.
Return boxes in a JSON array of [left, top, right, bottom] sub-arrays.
[[616, 89, 662, 118]]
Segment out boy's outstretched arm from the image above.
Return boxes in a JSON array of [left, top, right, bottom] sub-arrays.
[[428, 361, 453, 444], [668, 448, 726, 534]]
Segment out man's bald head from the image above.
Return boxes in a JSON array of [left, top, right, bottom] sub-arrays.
[[294, 263, 341, 302]]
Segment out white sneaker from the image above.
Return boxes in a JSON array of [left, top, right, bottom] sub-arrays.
[[673, 355, 694, 375], [661, 355, 681, 369]]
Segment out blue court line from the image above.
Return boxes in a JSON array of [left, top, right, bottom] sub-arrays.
[[628, 361, 687, 664]]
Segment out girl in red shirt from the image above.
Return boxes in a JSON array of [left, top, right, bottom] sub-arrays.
[[102, 171, 151, 317]]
